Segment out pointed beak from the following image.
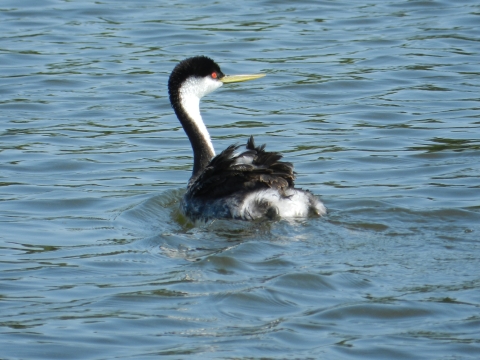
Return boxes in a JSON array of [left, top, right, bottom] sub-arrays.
[[220, 73, 266, 84]]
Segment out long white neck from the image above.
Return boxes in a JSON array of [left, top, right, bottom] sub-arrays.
[[173, 76, 223, 181], [179, 81, 216, 156]]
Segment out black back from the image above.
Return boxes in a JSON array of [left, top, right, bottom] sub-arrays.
[[185, 136, 295, 200]]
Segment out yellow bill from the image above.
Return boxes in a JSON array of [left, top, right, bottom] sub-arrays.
[[220, 73, 266, 84]]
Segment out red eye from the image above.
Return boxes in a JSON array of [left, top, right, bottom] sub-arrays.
[[211, 72, 217, 79]]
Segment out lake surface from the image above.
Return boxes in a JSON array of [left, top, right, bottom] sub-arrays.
[[1, 0, 480, 358]]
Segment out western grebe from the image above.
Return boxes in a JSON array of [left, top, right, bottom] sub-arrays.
[[168, 56, 326, 221]]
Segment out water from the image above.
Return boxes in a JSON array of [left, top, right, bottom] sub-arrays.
[[1, 0, 480, 358]]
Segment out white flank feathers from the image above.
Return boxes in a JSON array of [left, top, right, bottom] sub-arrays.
[[233, 188, 327, 219]]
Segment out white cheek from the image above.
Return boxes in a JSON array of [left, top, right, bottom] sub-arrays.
[[181, 76, 223, 99]]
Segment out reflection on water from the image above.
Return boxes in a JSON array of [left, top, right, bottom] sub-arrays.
[[1, 0, 480, 359], [409, 137, 480, 153]]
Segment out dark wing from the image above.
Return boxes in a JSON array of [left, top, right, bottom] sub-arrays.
[[186, 136, 295, 199]]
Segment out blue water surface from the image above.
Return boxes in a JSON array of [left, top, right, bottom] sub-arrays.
[[1, 0, 480, 359]]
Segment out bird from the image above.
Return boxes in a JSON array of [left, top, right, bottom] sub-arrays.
[[168, 56, 326, 221]]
